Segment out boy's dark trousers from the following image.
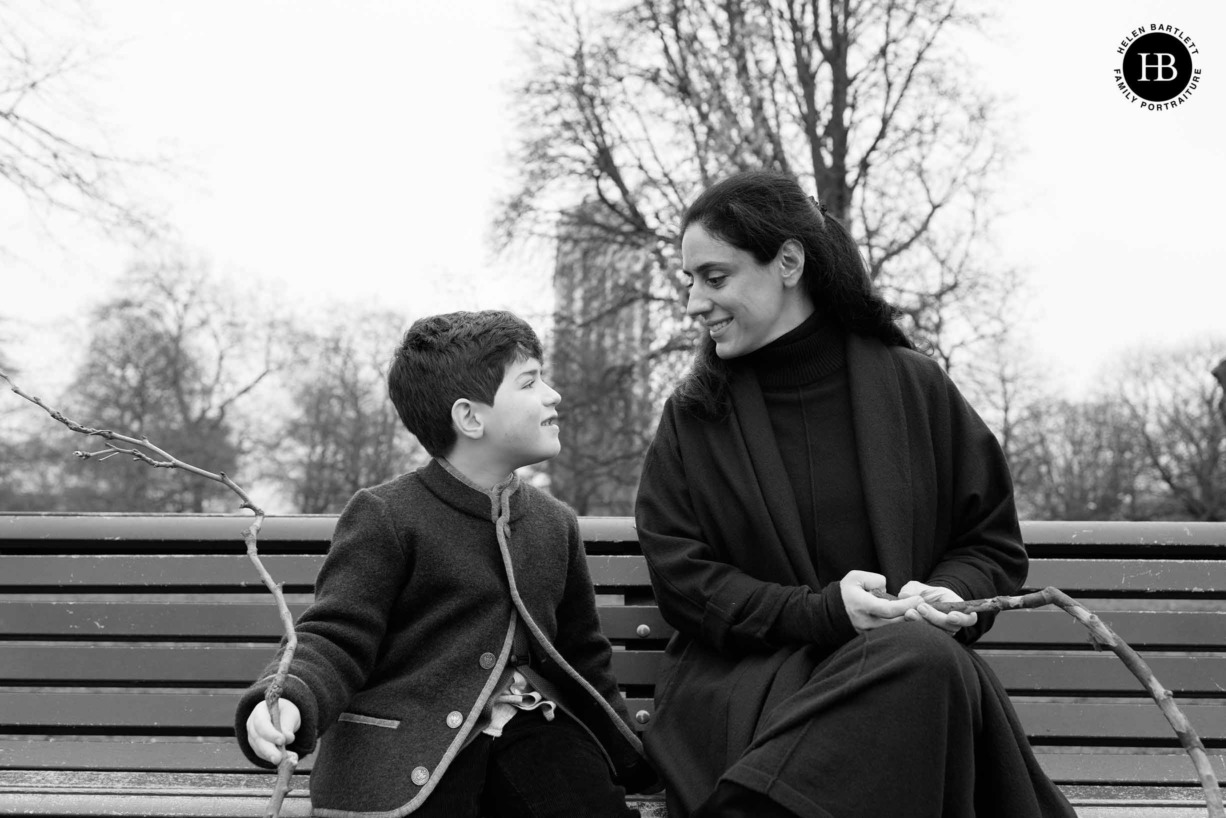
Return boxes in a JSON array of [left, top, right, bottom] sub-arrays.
[[412, 708, 640, 818]]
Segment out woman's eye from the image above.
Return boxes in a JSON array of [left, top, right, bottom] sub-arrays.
[[708, 276, 726, 288]]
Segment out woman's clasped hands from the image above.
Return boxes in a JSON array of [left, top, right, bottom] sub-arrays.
[[899, 580, 978, 634], [839, 571, 978, 635]]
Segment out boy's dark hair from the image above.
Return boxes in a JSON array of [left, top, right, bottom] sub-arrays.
[[388, 310, 543, 457]]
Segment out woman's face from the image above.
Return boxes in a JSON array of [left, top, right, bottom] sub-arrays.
[[681, 224, 807, 359]]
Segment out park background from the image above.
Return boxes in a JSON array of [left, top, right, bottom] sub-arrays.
[[1, 0, 1223, 520]]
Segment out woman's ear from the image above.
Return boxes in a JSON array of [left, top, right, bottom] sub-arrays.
[[777, 239, 805, 288], [451, 398, 484, 441]]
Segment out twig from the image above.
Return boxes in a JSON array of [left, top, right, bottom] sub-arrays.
[[1, 369, 299, 817], [914, 587, 1224, 817]]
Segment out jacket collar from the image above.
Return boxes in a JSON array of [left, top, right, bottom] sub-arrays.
[[727, 333, 915, 589], [420, 458, 529, 524], [727, 361, 821, 589], [846, 334, 914, 586]]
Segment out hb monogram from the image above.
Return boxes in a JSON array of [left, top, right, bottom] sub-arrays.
[[1137, 53, 1179, 82]]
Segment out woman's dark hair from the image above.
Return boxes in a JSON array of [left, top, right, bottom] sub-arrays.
[[674, 169, 913, 420]]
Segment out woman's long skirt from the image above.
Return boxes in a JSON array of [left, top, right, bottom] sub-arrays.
[[646, 620, 1077, 818]]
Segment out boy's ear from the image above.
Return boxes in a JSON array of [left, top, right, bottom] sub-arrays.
[[451, 399, 484, 441]]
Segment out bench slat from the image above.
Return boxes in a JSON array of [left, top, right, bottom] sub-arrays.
[[5, 603, 1223, 648], [0, 556, 322, 588], [5, 554, 1225, 593], [1035, 749, 1226, 785], [0, 514, 642, 545], [0, 691, 233, 730], [1025, 560, 1226, 593], [0, 736, 295, 773], [0, 555, 653, 588], [4, 646, 1224, 695], [1015, 701, 1226, 741], [981, 652, 1226, 693], [0, 792, 312, 818], [978, 610, 1226, 647], [5, 515, 1226, 548], [0, 602, 675, 641], [3, 691, 1225, 742], [3, 735, 1223, 786]]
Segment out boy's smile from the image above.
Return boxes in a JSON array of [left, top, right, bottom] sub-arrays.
[[476, 356, 562, 471]]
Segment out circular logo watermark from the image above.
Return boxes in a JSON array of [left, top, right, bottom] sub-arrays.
[[1114, 24, 1202, 110]]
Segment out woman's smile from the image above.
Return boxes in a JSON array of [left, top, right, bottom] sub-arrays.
[[681, 224, 810, 358]]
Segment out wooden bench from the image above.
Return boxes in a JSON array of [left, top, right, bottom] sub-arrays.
[[1, 513, 1224, 817]]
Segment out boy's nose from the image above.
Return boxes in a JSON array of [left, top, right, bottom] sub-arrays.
[[543, 382, 561, 406]]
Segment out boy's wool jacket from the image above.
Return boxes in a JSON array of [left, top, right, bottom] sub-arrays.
[[635, 333, 1032, 812], [235, 460, 649, 817]]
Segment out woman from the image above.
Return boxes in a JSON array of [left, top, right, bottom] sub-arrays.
[[634, 170, 1075, 818]]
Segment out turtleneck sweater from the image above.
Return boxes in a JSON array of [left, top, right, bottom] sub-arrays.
[[742, 312, 879, 643]]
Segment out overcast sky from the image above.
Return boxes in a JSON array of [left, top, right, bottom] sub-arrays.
[[2, 0, 1223, 402]]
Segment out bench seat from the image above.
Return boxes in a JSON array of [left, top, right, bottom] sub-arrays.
[[2, 513, 1224, 816]]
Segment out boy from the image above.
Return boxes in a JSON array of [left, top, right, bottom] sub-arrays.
[[237, 311, 654, 817]]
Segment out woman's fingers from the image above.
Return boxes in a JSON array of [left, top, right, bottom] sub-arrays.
[[914, 602, 979, 633], [843, 570, 888, 591], [864, 592, 923, 620], [846, 573, 981, 634], [841, 574, 922, 631]]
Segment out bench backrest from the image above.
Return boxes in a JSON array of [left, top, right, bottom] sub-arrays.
[[1, 514, 1224, 786]]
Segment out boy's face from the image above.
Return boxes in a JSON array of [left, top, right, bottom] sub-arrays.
[[475, 356, 562, 470]]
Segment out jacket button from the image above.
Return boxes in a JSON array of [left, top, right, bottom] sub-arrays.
[[479, 652, 496, 669], [446, 711, 463, 729], [411, 766, 429, 786]]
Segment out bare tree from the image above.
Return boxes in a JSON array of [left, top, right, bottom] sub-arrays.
[[1213, 358, 1226, 427], [547, 206, 680, 514], [0, 434, 72, 509], [49, 257, 283, 511], [505, 0, 1012, 360], [0, 326, 14, 401], [0, 3, 161, 238], [1007, 397, 1149, 521], [268, 309, 427, 514], [1116, 340, 1226, 522], [505, 0, 1017, 488]]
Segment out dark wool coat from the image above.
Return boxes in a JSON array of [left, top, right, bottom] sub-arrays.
[[236, 459, 650, 817], [635, 334, 1050, 814]]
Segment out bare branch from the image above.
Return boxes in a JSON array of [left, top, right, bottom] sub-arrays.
[[875, 585, 1224, 815], [0, 367, 298, 817]]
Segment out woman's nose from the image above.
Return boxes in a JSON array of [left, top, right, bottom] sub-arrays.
[[686, 288, 710, 317]]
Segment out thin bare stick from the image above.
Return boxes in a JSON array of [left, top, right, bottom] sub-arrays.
[[912, 587, 1224, 817], [1, 369, 299, 817]]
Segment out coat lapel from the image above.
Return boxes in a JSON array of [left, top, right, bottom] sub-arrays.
[[727, 365, 822, 589], [846, 335, 914, 589]]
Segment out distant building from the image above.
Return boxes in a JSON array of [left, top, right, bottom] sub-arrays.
[[548, 207, 661, 516]]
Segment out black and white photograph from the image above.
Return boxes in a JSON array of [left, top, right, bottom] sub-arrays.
[[1, 1, 1223, 815]]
